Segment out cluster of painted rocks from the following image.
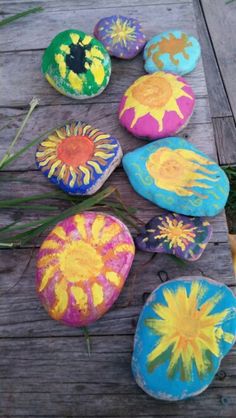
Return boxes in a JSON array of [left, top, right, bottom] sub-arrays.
[[37, 16, 236, 404], [36, 212, 135, 327], [36, 121, 122, 195], [132, 277, 236, 400]]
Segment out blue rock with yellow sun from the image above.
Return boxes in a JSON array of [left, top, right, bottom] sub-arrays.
[[132, 277, 236, 400], [122, 137, 229, 217]]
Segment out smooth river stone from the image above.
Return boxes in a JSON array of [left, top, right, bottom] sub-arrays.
[[94, 15, 146, 59], [118, 72, 195, 140], [132, 276, 236, 401], [42, 29, 111, 99], [122, 137, 229, 217], [135, 212, 212, 261], [36, 121, 123, 195], [36, 212, 135, 327], [144, 30, 201, 75]]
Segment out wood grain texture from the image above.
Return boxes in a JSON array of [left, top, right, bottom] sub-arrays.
[[213, 117, 236, 166], [192, 0, 231, 118], [0, 0, 235, 416], [201, 0, 236, 120], [0, 2, 196, 52]]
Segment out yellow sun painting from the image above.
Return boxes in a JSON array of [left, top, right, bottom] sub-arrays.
[[119, 72, 194, 134], [145, 280, 235, 381]]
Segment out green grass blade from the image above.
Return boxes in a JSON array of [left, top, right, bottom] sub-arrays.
[[0, 7, 43, 27]]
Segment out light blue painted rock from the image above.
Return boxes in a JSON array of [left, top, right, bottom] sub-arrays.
[[144, 30, 201, 75], [122, 137, 229, 217], [132, 277, 236, 400]]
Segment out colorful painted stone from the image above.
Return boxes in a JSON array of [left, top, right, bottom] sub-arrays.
[[144, 30, 201, 75], [135, 212, 212, 261], [118, 72, 195, 140], [36, 212, 135, 327], [122, 137, 229, 217], [42, 30, 111, 99], [35, 121, 122, 195], [132, 277, 236, 400], [94, 15, 146, 59]]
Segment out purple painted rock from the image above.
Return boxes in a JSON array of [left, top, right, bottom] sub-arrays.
[[135, 212, 212, 261], [94, 15, 146, 59], [36, 212, 135, 327]]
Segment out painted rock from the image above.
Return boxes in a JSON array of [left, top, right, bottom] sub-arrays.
[[135, 212, 212, 261], [118, 72, 195, 140], [122, 137, 229, 217], [144, 30, 201, 75], [36, 121, 122, 195], [94, 15, 146, 59], [36, 212, 135, 327], [132, 277, 236, 400], [42, 30, 111, 99]]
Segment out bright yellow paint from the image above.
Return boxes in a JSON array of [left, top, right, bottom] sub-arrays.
[[53, 225, 67, 241], [51, 280, 68, 320], [87, 160, 103, 174], [154, 217, 197, 251], [38, 264, 58, 292], [146, 147, 218, 198], [91, 215, 106, 242], [79, 165, 90, 184], [94, 151, 114, 159], [109, 17, 136, 47], [90, 58, 105, 85], [71, 286, 88, 312], [60, 44, 70, 54], [55, 54, 66, 78], [68, 71, 83, 92], [100, 223, 122, 245], [92, 283, 104, 306], [119, 72, 193, 131], [105, 271, 121, 286], [40, 239, 61, 251], [114, 243, 135, 255], [146, 281, 234, 380], [58, 241, 104, 283], [48, 160, 62, 178], [74, 214, 87, 240], [70, 33, 80, 44]]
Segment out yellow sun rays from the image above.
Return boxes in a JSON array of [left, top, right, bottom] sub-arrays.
[[37, 214, 133, 321], [119, 72, 193, 131], [36, 122, 118, 191], [109, 18, 136, 46], [145, 281, 234, 380], [155, 218, 197, 251], [146, 147, 218, 198]]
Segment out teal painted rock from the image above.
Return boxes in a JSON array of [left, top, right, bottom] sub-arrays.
[[144, 30, 201, 75], [42, 30, 111, 99], [135, 212, 212, 261], [132, 277, 236, 400], [122, 137, 229, 217]]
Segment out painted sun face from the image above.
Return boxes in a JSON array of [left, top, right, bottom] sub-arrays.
[[145, 280, 235, 381], [118, 72, 194, 139], [42, 30, 111, 98], [146, 147, 218, 198], [36, 121, 122, 195], [36, 212, 135, 327]]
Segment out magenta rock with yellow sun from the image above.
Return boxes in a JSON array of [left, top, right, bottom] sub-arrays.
[[36, 212, 135, 327], [132, 277, 236, 400], [118, 72, 195, 140], [35, 121, 123, 195]]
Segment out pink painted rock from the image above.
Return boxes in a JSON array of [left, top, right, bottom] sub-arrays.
[[118, 72, 195, 140], [36, 212, 135, 327]]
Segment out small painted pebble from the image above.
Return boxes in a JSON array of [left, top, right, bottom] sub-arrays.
[[42, 29, 111, 99], [36, 212, 135, 327], [135, 212, 212, 261], [36, 121, 122, 195], [118, 72, 195, 140], [144, 30, 201, 75], [132, 276, 236, 400], [122, 137, 229, 217], [94, 15, 146, 59]]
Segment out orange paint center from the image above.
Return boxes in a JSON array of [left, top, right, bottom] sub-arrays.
[[132, 77, 172, 108], [57, 135, 95, 167]]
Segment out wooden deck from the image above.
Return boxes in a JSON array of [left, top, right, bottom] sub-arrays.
[[0, 0, 235, 416]]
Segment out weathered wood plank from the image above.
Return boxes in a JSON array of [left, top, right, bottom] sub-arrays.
[[0, 2, 196, 52], [192, 0, 232, 118], [212, 116, 236, 166], [201, 0, 236, 120], [0, 52, 207, 107]]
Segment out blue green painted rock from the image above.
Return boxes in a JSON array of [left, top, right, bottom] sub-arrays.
[[132, 277, 236, 400], [135, 212, 212, 261], [42, 30, 111, 99], [144, 30, 201, 75], [122, 137, 229, 217]]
